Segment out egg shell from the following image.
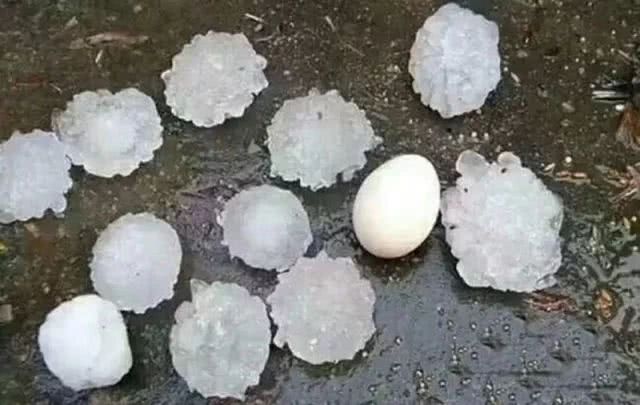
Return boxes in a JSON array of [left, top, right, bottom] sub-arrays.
[[352, 154, 441, 258]]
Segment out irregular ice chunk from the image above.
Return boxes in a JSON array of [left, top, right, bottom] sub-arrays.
[[221, 185, 312, 271], [162, 31, 268, 127], [0, 130, 72, 224], [441, 150, 563, 292], [170, 280, 271, 399], [90, 213, 182, 313], [53, 88, 163, 178], [267, 90, 382, 190], [268, 251, 376, 364], [409, 3, 501, 118], [38, 294, 132, 391]]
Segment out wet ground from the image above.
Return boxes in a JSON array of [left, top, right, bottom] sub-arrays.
[[1, 0, 640, 403]]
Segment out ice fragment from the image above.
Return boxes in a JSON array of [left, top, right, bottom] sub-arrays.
[[267, 89, 382, 190], [53, 88, 163, 177], [38, 294, 132, 391], [0, 130, 72, 223], [170, 280, 270, 399], [268, 251, 376, 364], [221, 185, 312, 271], [90, 213, 182, 313], [441, 150, 563, 292], [162, 31, 268, 127], [409, 3, 501, 118]]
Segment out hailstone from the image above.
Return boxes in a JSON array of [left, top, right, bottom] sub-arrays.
[[409, 3, 501, 118], [162, 31, 268, 127], [170, 280, 271, 399], [38, 294, 132, 391], [52, 88, 163, 178], [0, 130, 72, 224], [441, 150, 563, 292], [267, 89, 382, 190], [90, 213, 182, 313], [268, 251, 376, 364], [220, 185, 312, 271]]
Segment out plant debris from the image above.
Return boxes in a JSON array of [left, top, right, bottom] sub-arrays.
[[543, 164, 590, 185], [69, 32, 149, 49], [616, 104, 640, 151], [525, 291, 577, 314], [593, 286, 619, 323], [592, 46, 640, 150], [597, 164, 640, 204]]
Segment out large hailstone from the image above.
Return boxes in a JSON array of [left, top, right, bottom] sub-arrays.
[[268, 251, 376, 364], [220, 185, 312, 271], [441, 150, 563, 292], [409, 3, 501, 118], [162, 31, 268, 127], [38, 294, 132, 391], [90, 213, 182, 313], [170, 280, 271, 399], [267, 90, 382, 190], [52, 88, 163, 178], [0, 130, 72, 223]]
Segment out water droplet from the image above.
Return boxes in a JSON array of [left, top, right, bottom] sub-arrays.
[[390, 363, 401, 373], [447, 319, 455, 330], [439, 379, 447, 388], [471, 351, 479, 360], [437, 306, 445, 316], [394, 336, 403, 345], [508, 393, 516, 401], [415, 368, 424, 378], [530, 391, 541, 399], [502, 324, 511, 332], [461, 377, 472, 386], [469, 322, 477, 331]]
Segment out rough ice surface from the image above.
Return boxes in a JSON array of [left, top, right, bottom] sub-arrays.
[[52, 88, 163, 178], [90, 213, 182, 313], [267, 89, 382, 190], [170, 280, 270, 399], [162, 31, 268, 127], [409, 3, 501, 118], [221, 185, 312, 271], [441, 150, 563, 292], [268, 251, 376, 364], [38, 294, 132, 391], [0, 130, 72, 224]]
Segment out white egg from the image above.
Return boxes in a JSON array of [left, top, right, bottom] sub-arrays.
[[352, 154, 441, 258]]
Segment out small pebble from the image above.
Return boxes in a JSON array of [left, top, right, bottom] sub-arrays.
[[561, 102, 575, 113], [0, 304, 13, 323]]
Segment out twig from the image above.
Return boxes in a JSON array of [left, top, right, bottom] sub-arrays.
[[244, 13, 264, 23], [324, 16, 336, 32]]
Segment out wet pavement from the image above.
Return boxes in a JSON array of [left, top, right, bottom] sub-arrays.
[[1, 0, 640, 404]]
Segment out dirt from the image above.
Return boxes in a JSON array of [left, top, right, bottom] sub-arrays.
[[1, 0, 640, 404]]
